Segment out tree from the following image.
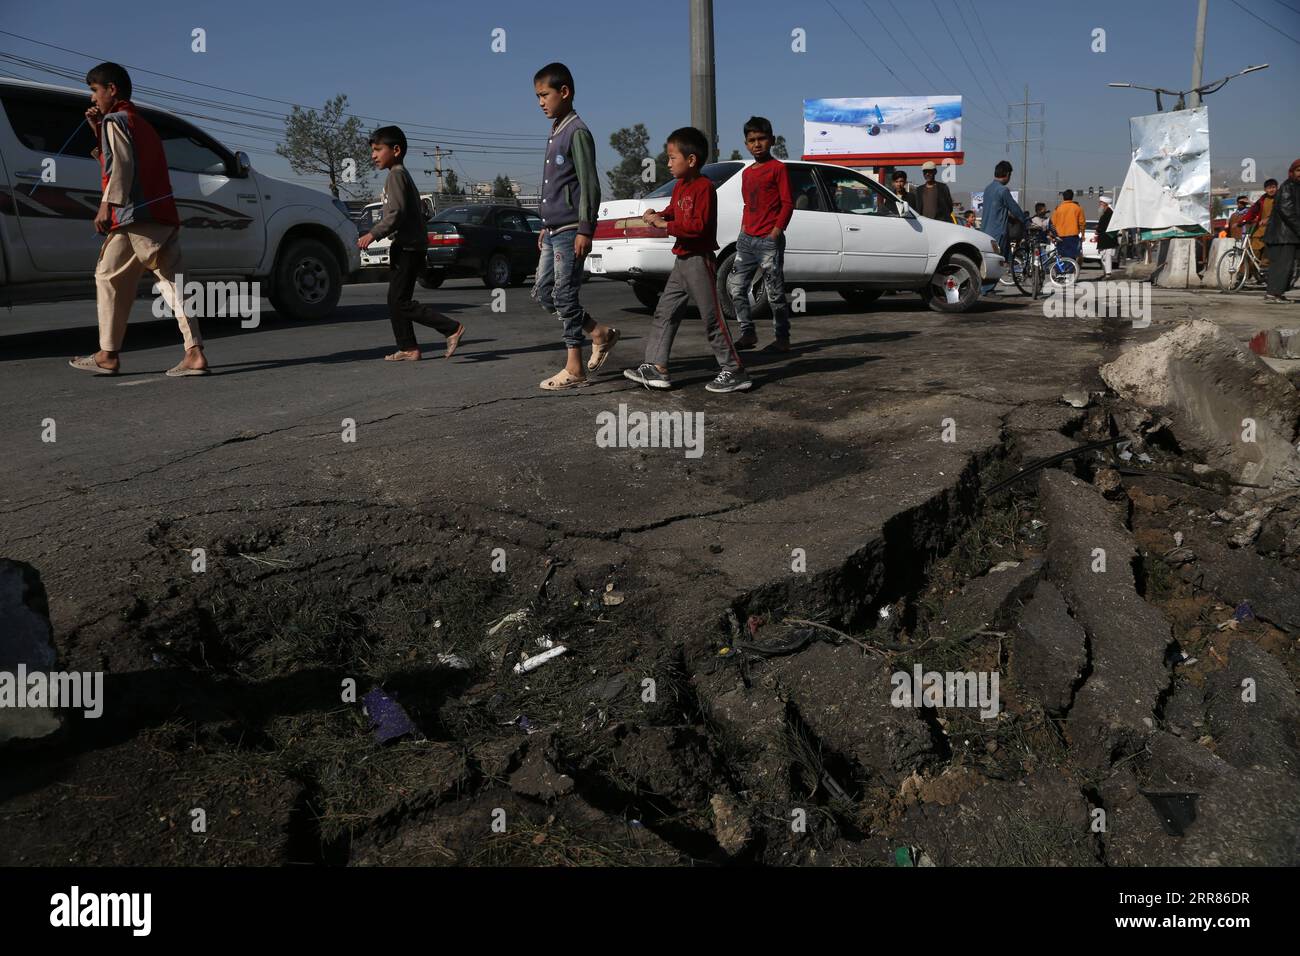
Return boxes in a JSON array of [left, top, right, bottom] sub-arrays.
[[608, 124, 672, 199], [443, 169, 463, 196], [275, 94, 371, 198], [773, 135, 789, 159], [728, 149, 743, 160], [492, 174, 515, 199]]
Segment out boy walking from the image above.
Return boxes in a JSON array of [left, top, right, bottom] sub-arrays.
[[729, 117, 793, 352], [69, 62, 207, 377], [359, 126, 464, 362], [531, 62, 618, 389], [624, 127, 750, 393]]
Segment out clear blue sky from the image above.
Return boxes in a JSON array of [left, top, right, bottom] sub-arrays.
[[2, 0, 1296, 205]]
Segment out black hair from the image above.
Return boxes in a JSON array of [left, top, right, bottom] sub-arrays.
[[994, 160, 1013, 178], [1236, 195, 1248, 201], [533, 62, 575, 94], [86, 62, 131, 100], [1062, 189, 1074, 200], [892, 170, 908, 181], [743, 116, 773, 138], [666, 126, 709, 166], [369, 125, 408, 155], [1035, 202, 1047, 211], [1265, 178, 1278, 187]]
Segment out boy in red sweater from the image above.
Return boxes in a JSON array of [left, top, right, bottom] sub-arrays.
[[729, 116, 793, 352], [623, 127, 750, 393]]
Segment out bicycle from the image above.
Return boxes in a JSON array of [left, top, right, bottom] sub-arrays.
[[1216, 225, 1297, 293], [1011, 228, 1079, 298]]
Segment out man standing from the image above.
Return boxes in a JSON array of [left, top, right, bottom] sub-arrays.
[[914, 161, 954, 221], [1262, 160, 1300, 304], [1095, 195, 1118, 279], [886, 169, 918, 215], [1242, 179, 1278, 273], [1227, 195, 1251, 239], [1050, 189, 1086, 266], [979, 161, 1025, 292]]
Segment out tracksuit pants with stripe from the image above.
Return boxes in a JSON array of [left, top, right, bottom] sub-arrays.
[[644, 253, 742, 374]]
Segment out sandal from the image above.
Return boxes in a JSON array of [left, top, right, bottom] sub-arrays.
[[165, 364, 210, 377], [68, 355, 118, 376], [384, 350, 421, 362], [445, 324, 465, 359], [586, 327, 621, 372], [540, 369, 591, 391]]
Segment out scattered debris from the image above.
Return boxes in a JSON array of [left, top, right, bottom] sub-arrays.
[[435, 653, 471, 670], [710, 793, 752, 855], [362, 688, 418, 744], [487, 609, 530, 636], [602, 582, 625, 607], [1061, 388, 1090, 409], [513, 645, 569, 674]]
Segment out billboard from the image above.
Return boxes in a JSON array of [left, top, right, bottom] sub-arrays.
[[802, 96, 963, 166], [1110, 107, 1211, 233]]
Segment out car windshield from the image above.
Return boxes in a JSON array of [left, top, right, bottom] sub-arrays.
[[644, 162, 744, 198]]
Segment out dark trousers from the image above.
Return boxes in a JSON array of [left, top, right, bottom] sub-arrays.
[[1266, 243, 1297, 297], [388, 246, 459, 350]]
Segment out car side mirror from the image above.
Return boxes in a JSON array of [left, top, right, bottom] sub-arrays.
[[897, 200, 913, 218], [234, 151, 251, 178]]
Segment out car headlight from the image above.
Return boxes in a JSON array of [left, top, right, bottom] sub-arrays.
[[989, 239, 1000, 254]]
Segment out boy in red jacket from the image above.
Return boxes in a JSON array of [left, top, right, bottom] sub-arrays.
[[729, 116, 793, 352], [623, 127, 750, 393]]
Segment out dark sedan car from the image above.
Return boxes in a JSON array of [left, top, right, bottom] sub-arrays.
[[420, 204, 544, 289]]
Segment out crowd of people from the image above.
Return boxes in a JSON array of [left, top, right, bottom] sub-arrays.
[[66, 59, 1300, 385]]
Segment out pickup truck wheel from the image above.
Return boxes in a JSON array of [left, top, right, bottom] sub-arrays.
[[273, 238, 341, 319], [838, 288, 883, 310], [924, 252, 982, 314], [417, 271, 445, 290], [482, 253, 513, 289], [715, 249, 771, 324], [631, 282, 662, 310]]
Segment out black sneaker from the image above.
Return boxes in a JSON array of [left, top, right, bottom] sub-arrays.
[[706, 368, 752, 393], [623, 363, 672, 389]]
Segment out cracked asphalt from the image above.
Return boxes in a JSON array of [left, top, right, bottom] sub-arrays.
[[2, 276, 1124, 640]]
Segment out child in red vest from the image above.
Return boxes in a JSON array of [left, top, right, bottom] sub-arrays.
[[69, 62, 207, 377], [623, 127, 750, 393]]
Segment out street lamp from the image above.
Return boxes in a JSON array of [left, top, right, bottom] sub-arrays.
[[1107, 64, 1268, 111]]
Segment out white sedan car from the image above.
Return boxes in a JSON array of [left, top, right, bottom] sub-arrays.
[[584, 159, 1004, 316]]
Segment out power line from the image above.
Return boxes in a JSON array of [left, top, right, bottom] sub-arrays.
[[0, 28, 545, 139], [931, 0, 999, 115], [1268, 0, 1300, 16], [0, 51, 545, 159], [859, 0, 999, 139], [1226, 0, 1300, 43], [824, 0, 914, 92], [956, 0, 1013, 104]]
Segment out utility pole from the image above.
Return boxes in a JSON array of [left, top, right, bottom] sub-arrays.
[[1006, 85, 1044, 207], [1189, 0, 1209, 108], [689, 0, 717, 163], [421, 147, 452, 192]]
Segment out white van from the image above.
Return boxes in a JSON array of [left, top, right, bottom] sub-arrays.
[[0, 78, 360, 319]]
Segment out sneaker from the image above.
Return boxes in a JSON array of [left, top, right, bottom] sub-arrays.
[[763, 337, 792, 353], [623, 363, 672, 389], [734, 330, 758, 350], [705, 368, 753, 393]]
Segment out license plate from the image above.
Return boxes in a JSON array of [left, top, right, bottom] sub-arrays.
[[588, 255, 605, 274]]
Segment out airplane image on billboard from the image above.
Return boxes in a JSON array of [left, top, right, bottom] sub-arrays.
[[803, 96, 964, 166]]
